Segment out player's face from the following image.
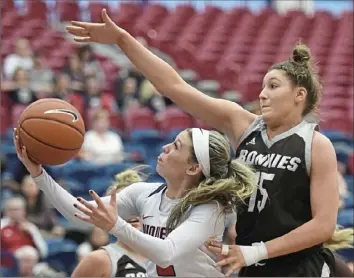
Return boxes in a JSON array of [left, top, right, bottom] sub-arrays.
[[157, 130, 197, 180], [259, 69, 301, 125]]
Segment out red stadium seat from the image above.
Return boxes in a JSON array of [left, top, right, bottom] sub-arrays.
[[157, 107, 194, 134], [88, 2, 111, 23], [56, 0, 80, 22], [27, 0, 47, 21], [11, 105, 27, 127], [349, 152, 354, 175], [124, 107, 158, 132]]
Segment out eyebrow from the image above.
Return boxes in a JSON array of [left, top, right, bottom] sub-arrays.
[[262, 77, 281, 88]]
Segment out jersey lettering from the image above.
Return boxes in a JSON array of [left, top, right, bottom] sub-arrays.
[[239, 149, 301, 172], [248, 171, 274, 213]]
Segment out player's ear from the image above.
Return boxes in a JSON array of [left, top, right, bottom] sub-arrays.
[[186, 163, 201, 176]]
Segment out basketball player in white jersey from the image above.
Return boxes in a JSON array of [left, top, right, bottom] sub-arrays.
[[72, 169, 148, 277], [14, 128, 257, 277]]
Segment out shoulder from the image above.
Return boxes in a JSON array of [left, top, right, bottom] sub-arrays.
[[312, 131, 335, 156], [190, 201, 224, 218], [73, 249, 110, 277], [121, 182, 164, 201], [310, 131, 336, 171]]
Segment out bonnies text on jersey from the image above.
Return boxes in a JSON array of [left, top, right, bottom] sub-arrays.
[[238, 150, 301, 172]]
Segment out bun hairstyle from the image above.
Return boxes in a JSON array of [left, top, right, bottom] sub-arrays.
[[292, 43, 312, 68], [269, 41, 323, 116]]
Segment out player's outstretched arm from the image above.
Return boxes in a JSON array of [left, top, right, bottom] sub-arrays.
[[13, 129, 142, 228], [66, 9, 256, 145], [75, 195, 224, 268]]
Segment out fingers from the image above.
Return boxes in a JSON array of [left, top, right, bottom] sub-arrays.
[[13, 129, 22, 158], [66, 26, 89, 37], [207, 245, 222, 254], [109, 187, 117, 206], [74, 202, 93, 216], [77, 197, 97, 212], [89, 190, 105, 209], [74, 37, 93, 43], [225, 263, 242, 277], [71, 21, 105, 28], [101, 8, 113, 25], [210, 241, 222, 248], [74, 213, 91, 223], [216, 256, 237, 267]]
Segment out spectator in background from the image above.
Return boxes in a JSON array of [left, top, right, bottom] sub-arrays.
[[140, 80, 166, 114], [84, 75, 117, 113], [1, 197, 48, 259], [29, 53, 54, 98], [20, 175, 56, 231], [77, 44, 105, 83], [52, 72, 73, 100], [14, 245, 39, 277], [63, 53, 85, 92], [4, 39, 33, 79], [7, 67, 37, 105], [76, 227, 110, 262], [117, 77, 140, 113], [81, 109, 124, 164]]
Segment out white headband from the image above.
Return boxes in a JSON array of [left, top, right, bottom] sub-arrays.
[[192, 128, 210, 178]]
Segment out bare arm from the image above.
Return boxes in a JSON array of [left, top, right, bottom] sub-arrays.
[[72, 250, 110, 277], [67, 10, 256, 145], [265, 132, 339, 258], [117, 32, 255, 143]]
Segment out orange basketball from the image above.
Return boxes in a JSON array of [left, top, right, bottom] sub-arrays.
[[17, 98, 85, 165]]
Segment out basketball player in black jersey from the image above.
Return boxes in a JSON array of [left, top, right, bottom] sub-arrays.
[[66, 10, 339, 276]]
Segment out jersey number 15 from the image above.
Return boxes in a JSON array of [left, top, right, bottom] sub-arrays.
[[248, 171, 274, 213]]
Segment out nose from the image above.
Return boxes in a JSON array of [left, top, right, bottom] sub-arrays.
[[259, 88, 268, 101], [162, 144, 169, 154]]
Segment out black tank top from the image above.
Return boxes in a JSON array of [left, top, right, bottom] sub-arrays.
[[235, 116, 322, 264]]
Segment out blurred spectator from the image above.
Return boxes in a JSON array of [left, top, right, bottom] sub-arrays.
[[29, 53, 54, 98], [7, 67, 38, 105], [77, 44, 105, 83], [81, 109, 124, 164], [14, 245, 39, 277], [52, 73, 73, 100], [140, 80, 166, 114], [117, 77, 141, 113], [1, 197, 48, 258], [76, 227, 110, 261], [4, 39, 33, 79], [62, 53, 85, 92], [84, 75, 118, 113], [20, 175, 56, 231]]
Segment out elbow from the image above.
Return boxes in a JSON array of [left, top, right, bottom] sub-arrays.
[[317, 218, 336, 242]]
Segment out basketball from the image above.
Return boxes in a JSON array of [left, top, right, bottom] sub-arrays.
[[17, 98, 85, 165]]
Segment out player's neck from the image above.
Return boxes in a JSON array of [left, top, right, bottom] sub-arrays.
[[266, 115, 303, 140], [165, 179, 191, 199]]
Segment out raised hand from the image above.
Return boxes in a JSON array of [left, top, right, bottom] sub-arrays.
[[74, 188, 118, 232], [13, 128, 42, 178], [66, 9, 126, 45]]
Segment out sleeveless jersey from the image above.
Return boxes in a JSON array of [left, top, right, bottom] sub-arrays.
[[235, 116, 321, 264], [100, 243, 147, 277]]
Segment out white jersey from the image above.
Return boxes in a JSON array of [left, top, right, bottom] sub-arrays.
[[101, 243, 147, 277], [33, 170, 226, 277]]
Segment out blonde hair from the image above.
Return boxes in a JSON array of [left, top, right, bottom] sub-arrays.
[[105, 165, 148, 196], [324, 227, 354, 251], [166, 130, 257, 233]]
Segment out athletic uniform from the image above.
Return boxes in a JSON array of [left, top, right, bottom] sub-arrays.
[[100, 243, 147, 277], [235, 116, 335, 276], [33, 172, 225, 277]]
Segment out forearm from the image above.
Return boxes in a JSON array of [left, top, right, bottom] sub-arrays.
[[32, 169, 92, 229], [117, 32, 184, 96], [110, 217, 176, 268], [265, 218, 334, 259]]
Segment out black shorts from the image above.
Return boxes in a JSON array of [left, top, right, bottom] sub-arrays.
[[238, 248, 335, 277]]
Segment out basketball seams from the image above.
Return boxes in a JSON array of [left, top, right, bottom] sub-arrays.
[[19, 126, 81, 151], [23, 117, 85, 136]]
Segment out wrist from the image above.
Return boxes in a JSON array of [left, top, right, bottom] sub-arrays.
[[116, 29, 129, 46], [31, 167, 43, 178], [239, 242, 268, 266]]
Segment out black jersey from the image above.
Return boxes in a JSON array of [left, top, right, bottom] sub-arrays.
[[101, 243, 147, 277], [235, 116, 323, 265]]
